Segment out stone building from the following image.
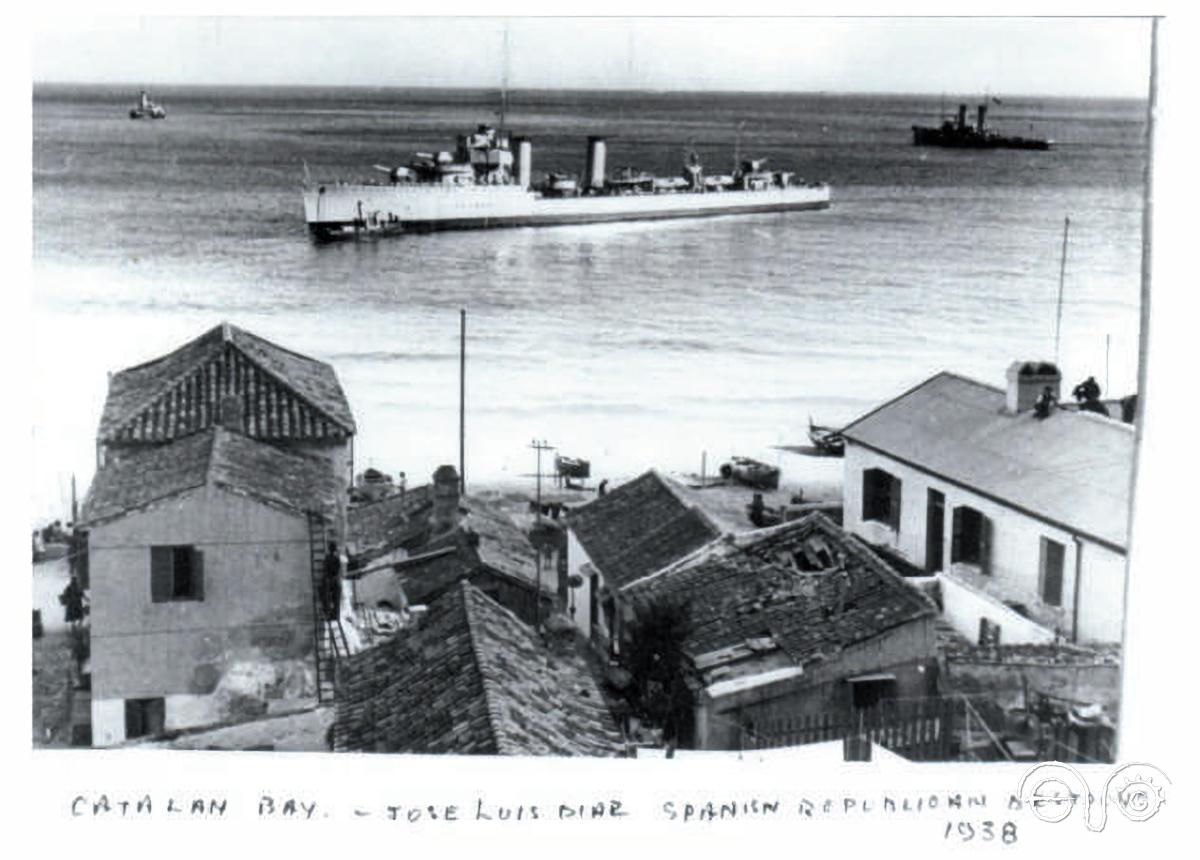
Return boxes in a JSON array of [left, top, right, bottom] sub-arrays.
[[82, 427, 340, 746]]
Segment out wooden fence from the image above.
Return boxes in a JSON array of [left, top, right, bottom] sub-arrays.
[[744, 697, 960, 761]]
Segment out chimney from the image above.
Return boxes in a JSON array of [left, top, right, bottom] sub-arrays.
[[976, 103, 988, 133], [585, 136, 607, 191], [1006, 361, 1062, 414], [957, 103, 968, 130], [431, 464, 461, 534], [219, 394, 244, 432]]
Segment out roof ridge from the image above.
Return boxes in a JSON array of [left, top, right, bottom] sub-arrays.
[[229, 324, 335, 368], [841, 370, 962, 438], [459, 581, 514, 755], [108, 326, 228, 434], [620, 533, 728, 592]]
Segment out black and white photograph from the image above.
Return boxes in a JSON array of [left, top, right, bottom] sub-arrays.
[[24, 9, 1174, 809]]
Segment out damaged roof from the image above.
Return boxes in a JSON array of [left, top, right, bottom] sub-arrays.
[[346, 484, 434, 559], [840, 372, 1135, 550], [98, 322, 356, 444], [333, 581, 625, 756], [386, 496, 550, 604], [568, 471, 722, 588], [82, 427, 341, 525], [624, 513, 937, 670]]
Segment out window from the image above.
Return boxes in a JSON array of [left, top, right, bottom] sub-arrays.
[[124, 697, 165, 739], [150, 545, 204, 602], [1040, 537, 1065, 606], [951, 506, 993, 574], [862, 468, 902, 530]]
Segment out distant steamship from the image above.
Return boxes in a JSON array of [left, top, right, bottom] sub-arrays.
[[912, 102, 1052, 151], [302, 125, 831, 240]]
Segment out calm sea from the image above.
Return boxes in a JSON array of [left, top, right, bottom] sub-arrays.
[[31, 85, 1147, 521]]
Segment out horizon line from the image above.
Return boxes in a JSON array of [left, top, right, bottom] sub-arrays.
[[31, 80, 1149, 101]]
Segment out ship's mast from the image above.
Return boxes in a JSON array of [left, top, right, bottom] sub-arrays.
[[499, 23, 510, 132]]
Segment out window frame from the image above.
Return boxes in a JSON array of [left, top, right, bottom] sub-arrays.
[[150, 544, 205, 603], [862, 467, 902, 531], [1039, 536, 1066, 607]]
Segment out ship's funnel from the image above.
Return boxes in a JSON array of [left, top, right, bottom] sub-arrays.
[[585, 136, 607, 191], [977, 104, 988, 132], [514, 136, 532, 188], [957, 104, 968, 130]]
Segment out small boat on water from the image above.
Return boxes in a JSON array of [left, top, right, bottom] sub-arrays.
[[720, 456, 780, 491], [129, 90, 166, 120], [808, 416, 846, 457]]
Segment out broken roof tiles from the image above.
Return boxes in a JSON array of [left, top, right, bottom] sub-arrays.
[[624, 513, 937, 667], [334, 581, 625, 756], [568, 471, 722, 589]]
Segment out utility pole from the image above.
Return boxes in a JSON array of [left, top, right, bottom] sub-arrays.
[[530, 439, 555, 630], [1054, 216, 1070, 366], [459, 309, 466, 495]]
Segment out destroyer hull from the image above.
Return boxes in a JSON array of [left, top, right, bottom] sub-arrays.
[[303, 184, 831, 240], [911, 126, 1052, 150]]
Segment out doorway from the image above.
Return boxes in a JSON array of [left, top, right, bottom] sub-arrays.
[[925, 489, 945, 572]]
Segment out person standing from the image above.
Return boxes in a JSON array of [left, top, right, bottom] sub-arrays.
[[322, 542, 342, 621]]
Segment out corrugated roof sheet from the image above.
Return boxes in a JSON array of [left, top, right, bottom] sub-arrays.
[[98, 322, 356, 444], [624, 513, 937, 666], [568, 471, 722, 589], [840, 372, 1135, 549], [82, 427, 340, 524], [333, 581, 625, 756]]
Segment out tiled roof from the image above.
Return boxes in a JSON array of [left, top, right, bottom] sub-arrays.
[[624, 513, 937, 667], [568, 471, 722, 589], [82, 427, 340, 524], [384, 496, 550, 604], [98, 323, 356, 445], [840, 372, 1135, 550], [334, 581, 625, 756], [346, 485, 434, 558]]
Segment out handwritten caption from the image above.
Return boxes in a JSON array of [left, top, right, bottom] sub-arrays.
[[67, 791, 1024, 841]]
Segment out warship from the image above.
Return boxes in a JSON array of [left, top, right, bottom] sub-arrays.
[[912, 102, 1052, 151], [302, 125, 831, 240]]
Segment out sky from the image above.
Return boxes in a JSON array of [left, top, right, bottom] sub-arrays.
[[31, 15, 1153, 97]]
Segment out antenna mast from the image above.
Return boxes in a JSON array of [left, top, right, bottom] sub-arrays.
[[1054, 216, 1070, 366]]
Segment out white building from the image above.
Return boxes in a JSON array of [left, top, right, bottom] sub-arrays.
[[839, 362, 1133, 645]]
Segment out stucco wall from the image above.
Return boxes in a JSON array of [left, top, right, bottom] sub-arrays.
[[843, 443, 1125, 642], [696, 618, 937, 750], [939, 573, 1056, 644], [565, 528, 597, 638], [88, 486, 316, 744], [943, 658, 1121, 714]]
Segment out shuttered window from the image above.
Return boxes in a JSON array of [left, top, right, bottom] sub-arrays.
[[150, 545, 205, 602], [1040, 537, 1065, 606]]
